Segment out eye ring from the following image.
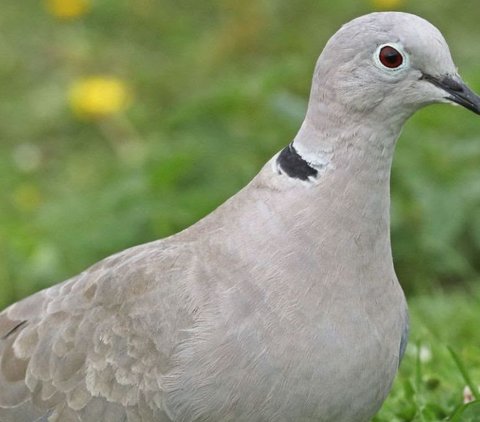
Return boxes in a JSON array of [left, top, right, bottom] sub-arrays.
[[374, 43, 408, 71]]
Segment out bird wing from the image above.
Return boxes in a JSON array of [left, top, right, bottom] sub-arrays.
[[0, 239, 197, 421]]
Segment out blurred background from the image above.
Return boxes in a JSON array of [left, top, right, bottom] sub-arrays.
[[1, 0, 480, 305], [1, 0, 480, 419]]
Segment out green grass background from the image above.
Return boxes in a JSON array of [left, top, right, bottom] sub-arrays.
[[0, 0, 479, 420]]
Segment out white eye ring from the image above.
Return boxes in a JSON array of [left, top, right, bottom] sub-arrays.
[[374, 43, 409, 72]]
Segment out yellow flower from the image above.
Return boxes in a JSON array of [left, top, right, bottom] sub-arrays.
[[69, 77, 131, 119], [371, 0, 406, 10], [44, 0, 91, 19]]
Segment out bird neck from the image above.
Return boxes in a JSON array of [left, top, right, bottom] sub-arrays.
[[280, 108, 405, 255], [293, 104, 404, 174]]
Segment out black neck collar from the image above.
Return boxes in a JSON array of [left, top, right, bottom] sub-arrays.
[[276, 143, 318, 181]]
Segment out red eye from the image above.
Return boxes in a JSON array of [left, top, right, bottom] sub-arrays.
[[379, 45, 403, 69]]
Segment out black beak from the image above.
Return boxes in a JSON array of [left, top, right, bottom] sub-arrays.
[[422, 74, 480, 115]]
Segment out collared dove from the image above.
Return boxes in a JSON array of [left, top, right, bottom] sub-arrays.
[[1, 11, 479, 422]]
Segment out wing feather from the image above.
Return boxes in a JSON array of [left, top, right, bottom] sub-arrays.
[[0, 240, 199, 421]]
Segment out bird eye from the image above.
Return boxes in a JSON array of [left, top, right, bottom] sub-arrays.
[[378, 45, 404, 69]]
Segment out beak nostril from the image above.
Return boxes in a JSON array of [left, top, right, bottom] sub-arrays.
[[443, 77, 464, 92], [422, 74, 464, 92]]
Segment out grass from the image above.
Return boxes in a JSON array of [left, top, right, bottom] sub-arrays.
[[0, 1, 479, 420], [375, 285, 480, 421]]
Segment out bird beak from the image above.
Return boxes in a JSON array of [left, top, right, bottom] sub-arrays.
[[422, 74, 480, 114]]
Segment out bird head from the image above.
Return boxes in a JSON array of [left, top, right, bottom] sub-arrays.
[[308, 12, 480, 122]]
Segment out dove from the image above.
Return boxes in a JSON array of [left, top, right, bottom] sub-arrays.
[[1, 11, 479, 422]]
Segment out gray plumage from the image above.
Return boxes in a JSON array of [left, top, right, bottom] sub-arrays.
[[1, 12, 479, 422]]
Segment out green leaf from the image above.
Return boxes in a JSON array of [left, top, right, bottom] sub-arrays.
[[449, 400, 480, 422]]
